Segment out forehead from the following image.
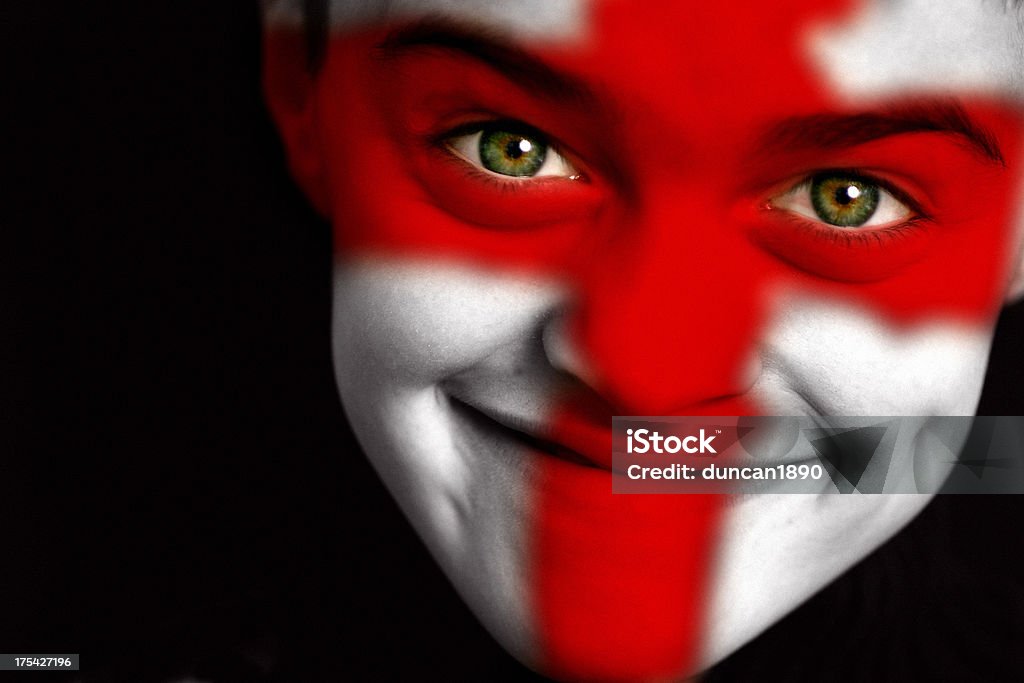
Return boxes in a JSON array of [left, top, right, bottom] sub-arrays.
[[812, 0, 1024, 102], [266, 0, 1024, 100]]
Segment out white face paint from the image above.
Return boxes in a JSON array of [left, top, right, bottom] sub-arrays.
[[810, 0, 1024, 103], [754, 295, 992, 418]]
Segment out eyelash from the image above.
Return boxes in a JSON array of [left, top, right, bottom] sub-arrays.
[[782, 211, 929, 248]]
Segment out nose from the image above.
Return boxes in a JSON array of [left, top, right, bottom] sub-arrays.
[[547, 183, 769, 415]]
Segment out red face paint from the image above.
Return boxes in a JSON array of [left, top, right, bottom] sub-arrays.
[[266, 0, 1024, 679]]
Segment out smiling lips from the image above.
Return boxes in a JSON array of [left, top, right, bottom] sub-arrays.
[[451, 395, 600, 468]]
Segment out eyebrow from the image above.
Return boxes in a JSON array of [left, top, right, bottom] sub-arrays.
[[378, 21, 1006, 167], [376, 20, 598, 107], [758, 102, 1006, 166]]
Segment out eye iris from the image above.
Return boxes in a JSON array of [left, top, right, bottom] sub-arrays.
[[810, 174, 880, 227], [479, 130, 547, 177]]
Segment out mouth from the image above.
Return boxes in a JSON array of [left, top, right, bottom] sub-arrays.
[[447, 395, 604, 469]]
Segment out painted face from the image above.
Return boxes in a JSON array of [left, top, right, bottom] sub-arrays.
[[264, 1, 1024, 680]]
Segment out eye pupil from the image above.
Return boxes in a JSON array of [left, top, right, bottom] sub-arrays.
[[506, 138, 531, 159], [835, 184, 860, 205]]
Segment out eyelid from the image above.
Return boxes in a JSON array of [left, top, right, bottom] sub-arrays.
[[441, 121, 582, 180]]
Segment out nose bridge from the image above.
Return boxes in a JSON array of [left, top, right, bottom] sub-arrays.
[[572, 185, 766, 415]]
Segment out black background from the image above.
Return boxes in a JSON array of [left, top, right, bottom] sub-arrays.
[[4, 3, 1022, 681]]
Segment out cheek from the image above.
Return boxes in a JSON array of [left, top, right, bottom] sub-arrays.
[[756, 295, 994, 415], [331, 261, 566, 383]]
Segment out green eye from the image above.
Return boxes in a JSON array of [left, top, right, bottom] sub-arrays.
[[771, 171, 914, 230], [810, 174, 880, 227], [479, 129, 548, 177], [445, 123, 580, 181]]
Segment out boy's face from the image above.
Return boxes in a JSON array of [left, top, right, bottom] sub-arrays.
[[266, 0, 1024, 679]]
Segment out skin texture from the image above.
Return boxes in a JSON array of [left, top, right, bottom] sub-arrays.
[[263, 1, 1024, 680]]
